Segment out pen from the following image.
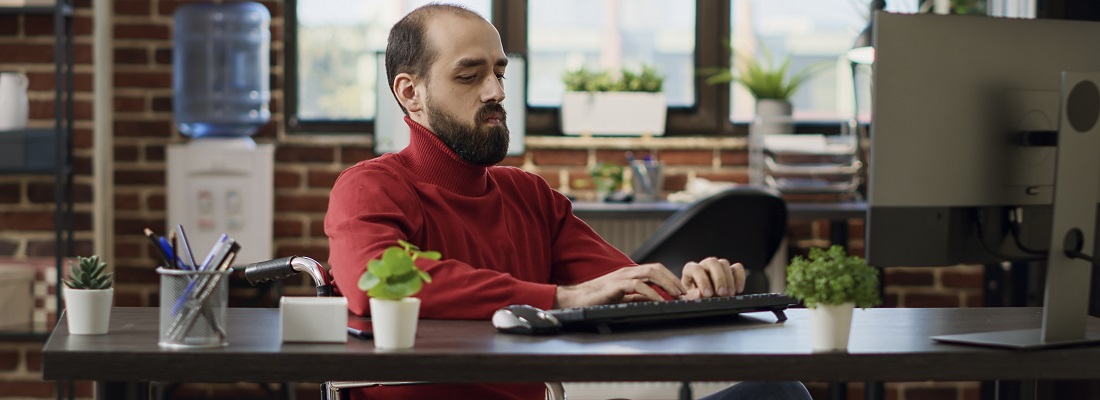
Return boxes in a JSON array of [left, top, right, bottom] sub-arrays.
[[144, 228, 174, 268], [347, 327, 373, 340], [198, 234, 229, 271], [176, 224, 198, 271], [168, 230, 178, 270]]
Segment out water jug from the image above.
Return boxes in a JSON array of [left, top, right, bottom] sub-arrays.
[[173, 2, 270, 138], [0, 72, 29, 131]]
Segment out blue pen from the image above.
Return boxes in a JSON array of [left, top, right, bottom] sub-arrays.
[[198, 234, 229, 271], [156, 237, 179, 268]]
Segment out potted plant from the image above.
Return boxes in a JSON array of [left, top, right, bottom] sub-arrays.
[[785, 245, 880, 352], [561, 65, 666, 136], [703, 45, 821, 135], [587, 163, 625, 202], [358, 240, 436, 349], [62, 255, 114, 335]]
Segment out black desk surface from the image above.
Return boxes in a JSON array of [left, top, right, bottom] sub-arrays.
[[42, 307, 1100, 384]]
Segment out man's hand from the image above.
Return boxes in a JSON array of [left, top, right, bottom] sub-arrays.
[[680, 257, 745, 299], [554, 263, 686, 309]]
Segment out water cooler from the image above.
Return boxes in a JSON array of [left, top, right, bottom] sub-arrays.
[[167, 2, 273, 265]]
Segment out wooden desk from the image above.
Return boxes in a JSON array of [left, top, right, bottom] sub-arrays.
[[43, 307, 1100, 399]]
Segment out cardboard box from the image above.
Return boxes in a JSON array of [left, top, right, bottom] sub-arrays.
[[0, 266, 35, 329]]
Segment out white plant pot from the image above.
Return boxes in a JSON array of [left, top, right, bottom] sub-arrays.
[[63, 287, 114, 335], [561, 92, 667, 136], [370, 297, 421, 350], [752, 99, 794, 136], [810, 302, 854, 352]]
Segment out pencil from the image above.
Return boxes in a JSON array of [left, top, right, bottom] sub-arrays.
[[144, 228, 174, 268]]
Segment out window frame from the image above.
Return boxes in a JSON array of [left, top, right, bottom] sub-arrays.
[[284, 0, 739, 136]]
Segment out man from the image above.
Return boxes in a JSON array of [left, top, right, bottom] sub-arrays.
[[324, 4, 811, 400]]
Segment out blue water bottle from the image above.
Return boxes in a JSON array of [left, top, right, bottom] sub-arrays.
[[173, 2, 271, 138]]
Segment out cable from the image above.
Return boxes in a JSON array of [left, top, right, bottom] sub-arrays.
[[973, 210, 1046, 263], [1063, 228, 1100, 265], [1008, 207, 1048, 256]]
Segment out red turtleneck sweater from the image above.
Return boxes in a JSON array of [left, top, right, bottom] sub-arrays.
[[324, 117, 634, 400]]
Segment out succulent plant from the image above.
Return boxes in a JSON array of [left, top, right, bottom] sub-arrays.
[[63, 255, 113, 290]]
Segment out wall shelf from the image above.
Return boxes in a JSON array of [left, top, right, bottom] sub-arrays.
[[0, 0, 74, 346]]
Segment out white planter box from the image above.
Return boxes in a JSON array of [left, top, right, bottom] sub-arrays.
[[561, 92, 667, 136]]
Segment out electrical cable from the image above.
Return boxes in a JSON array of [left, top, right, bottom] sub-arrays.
[[973, 210, 1046, 263], [1008, 207, 1048, 256]]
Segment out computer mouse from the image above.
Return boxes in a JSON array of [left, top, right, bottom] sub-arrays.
[[492, 304, 562, 335]]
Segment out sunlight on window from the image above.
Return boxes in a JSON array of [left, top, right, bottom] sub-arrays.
[[295, 0, 492, 121], [526, 0, 696, 108], [729, 0, 917, 122]]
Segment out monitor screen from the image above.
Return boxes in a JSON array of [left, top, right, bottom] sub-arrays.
[[867, 12, 1100, 267], [866, 12, 1100, 348]]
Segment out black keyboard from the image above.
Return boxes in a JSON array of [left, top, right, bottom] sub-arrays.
[[547, 293, 797, 333]]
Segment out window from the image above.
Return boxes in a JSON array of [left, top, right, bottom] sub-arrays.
[[728, 0, 918, 122], [526, 0, 697, 108], [286, 0, 492, 132], [286, 1, 911, 135]]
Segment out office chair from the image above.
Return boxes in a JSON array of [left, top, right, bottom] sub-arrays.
[[630, 186, 788, 294], [240, 257, 566, 400]]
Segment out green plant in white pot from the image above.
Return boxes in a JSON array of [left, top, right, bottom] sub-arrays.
[[358, 240, 435, 349], [786, 245, 880, 352], [703, 45, 822, 135], [561, 65, 667, 136], [62, 255, 114, 335]]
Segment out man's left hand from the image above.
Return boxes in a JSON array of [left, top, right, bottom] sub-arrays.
[[680, 257, 745, 299]]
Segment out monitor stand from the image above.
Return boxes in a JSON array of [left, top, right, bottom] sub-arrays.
[[932, 71, 1100, 350]]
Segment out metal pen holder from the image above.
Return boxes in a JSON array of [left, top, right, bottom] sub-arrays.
[[157, 267, 231, 348], [630, 160, 663, 202]]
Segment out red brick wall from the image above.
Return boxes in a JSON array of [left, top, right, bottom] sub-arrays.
[[0, 1, 984, 399]]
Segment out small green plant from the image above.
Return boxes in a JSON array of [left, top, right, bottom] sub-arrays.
[[786, 245, 880, 308], [358, 240, 436, 300], [563, 65, 664, 93], [63, 255, 112, 290], [588, 163, 625, 195], [702, 44, 823, 101]]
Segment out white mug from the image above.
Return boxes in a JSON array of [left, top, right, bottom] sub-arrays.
[[0, 72, 30, 131]]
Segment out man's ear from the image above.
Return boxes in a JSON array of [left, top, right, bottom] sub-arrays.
[[393, 73, 423, 114]]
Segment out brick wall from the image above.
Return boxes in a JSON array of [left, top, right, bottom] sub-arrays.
[[0, 1, 985, 399]]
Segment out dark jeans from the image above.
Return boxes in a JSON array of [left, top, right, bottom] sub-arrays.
[[698, 381, 812, 400]]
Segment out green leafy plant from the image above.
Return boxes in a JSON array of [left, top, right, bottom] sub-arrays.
[[563, 65, 664, 93], [63, 255, 112, 290], [786, 245, 880, 308], [358, 240, 436, 300], [587, 163, 625, 194], [702, 44, 823, 101]]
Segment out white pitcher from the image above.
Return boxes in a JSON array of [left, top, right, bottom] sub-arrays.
[[0, 72, 30, 131]]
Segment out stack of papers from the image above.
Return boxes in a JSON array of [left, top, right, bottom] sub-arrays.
[[762, 134, 857, 155]]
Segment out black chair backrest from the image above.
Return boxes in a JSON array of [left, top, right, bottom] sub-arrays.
[[630, 186, 787, 293]]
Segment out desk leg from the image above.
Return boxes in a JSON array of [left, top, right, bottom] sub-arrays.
[[95, 381, 148, 400], [828, 382, 846, 400]]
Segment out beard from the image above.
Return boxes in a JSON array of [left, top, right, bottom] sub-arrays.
[[426, 98, 510, 166]]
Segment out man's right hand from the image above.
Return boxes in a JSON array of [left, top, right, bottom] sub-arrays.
[[554, 263, 686, 309]]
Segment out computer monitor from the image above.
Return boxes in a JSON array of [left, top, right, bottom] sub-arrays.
[[867, 12, 1100, 348]]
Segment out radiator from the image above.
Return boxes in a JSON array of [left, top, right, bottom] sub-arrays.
[[584, 218, 667, 257], [582, 218, 787, 293]]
